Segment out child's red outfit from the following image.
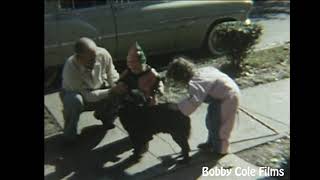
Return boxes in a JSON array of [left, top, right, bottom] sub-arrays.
[[119, 65, 162, 106]]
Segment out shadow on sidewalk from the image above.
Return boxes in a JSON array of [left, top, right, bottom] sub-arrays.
[[45, 125, 134, 180], [95, 150, 223, 180], [45, 125, 224, 180]]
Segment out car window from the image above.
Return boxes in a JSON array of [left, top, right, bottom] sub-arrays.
[[59, 0, 108, 9]]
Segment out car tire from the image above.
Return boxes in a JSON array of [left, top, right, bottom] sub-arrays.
[[207, 24, 226, 56]]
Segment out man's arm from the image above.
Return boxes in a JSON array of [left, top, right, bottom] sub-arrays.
[[82, 50, 128, 102], [80, 89, 111, 102], [63, 58, 112, 102], [62, 58, 83, 91], [80, 82, 128, 102], [104, 51, 119, 87]]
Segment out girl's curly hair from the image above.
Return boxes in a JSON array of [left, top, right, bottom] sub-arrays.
[[166, 57, 196, 84]]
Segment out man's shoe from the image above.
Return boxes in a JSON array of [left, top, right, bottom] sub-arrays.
[[197, 142, 213, 151]]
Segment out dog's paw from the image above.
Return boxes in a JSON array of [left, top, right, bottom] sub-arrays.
[[131, 152, 143, 161], [134, 143, 149, 155], [177, 158, 190, 165]]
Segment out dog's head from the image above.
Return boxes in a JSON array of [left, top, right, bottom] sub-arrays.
[[119, 89, 148, 120]]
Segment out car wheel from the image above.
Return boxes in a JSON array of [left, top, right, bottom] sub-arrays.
[[207, 24, 226, 56]]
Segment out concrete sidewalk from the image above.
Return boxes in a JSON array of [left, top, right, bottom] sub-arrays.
[[44, 78, 289, 180]]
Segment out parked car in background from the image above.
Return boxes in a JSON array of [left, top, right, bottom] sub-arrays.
[[45, 0, 253, 88]]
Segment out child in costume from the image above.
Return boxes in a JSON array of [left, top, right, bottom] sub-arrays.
[[166, 57, 240, 156]]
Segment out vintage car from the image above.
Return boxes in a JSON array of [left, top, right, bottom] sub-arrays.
[[45, 0, 253, 88]]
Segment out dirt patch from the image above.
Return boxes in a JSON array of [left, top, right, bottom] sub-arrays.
[[235, 43, 290, 88], [160, 43, 290, 92], [236, 136, 290, 179]]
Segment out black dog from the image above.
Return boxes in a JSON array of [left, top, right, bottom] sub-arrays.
[[118, 90, 191, 163]]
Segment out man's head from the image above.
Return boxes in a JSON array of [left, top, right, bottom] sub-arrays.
[[74, 37, 97, 70], [127, 42, 147, 74], [166, 57, 196, 85]]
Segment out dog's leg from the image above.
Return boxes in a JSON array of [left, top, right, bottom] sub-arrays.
[[129, 133, 150, 159], [134, 136, 150, 154], [171, 133, 191, 164]]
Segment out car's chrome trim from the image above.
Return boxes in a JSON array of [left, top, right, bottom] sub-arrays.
[[116, 17, 205, 37], [46, 28, 169, 49], [159, 16, 199, 24], [45, 34, 116, 49], [116, 29, 152, 37], [45, 42, 73, 49]]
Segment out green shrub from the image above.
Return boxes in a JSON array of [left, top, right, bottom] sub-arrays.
[[214, 21, 263, 70]]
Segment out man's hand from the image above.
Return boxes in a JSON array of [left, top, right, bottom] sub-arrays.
[[111, 82, 128, 94], [167, 103, 179, 111]]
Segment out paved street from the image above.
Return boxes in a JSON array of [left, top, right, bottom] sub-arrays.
[[251, 13, 290, 50]]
